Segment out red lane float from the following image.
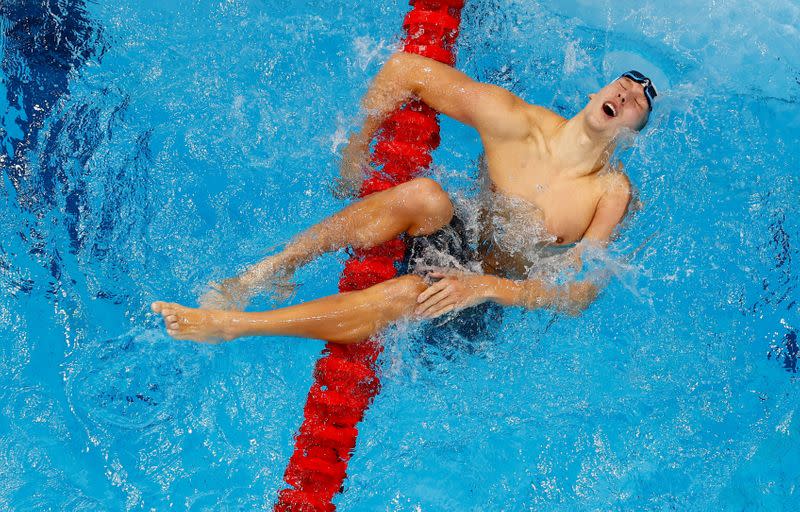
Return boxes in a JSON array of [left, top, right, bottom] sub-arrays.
[[275, 1, 465, 510]]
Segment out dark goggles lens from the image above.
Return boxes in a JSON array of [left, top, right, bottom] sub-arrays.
[[621, 70, 657, 111]]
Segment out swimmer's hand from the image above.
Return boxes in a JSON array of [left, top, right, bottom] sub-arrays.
[[414, 271, 494, 318], [333, 134, 370, 199]]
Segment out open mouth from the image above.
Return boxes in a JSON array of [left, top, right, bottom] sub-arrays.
[[602, 101, 618, 118]]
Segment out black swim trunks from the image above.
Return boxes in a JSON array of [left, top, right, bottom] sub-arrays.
[[400, 215, 503, 353]]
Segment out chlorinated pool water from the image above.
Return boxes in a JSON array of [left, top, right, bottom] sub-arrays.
[[1, 0, 798, 510]]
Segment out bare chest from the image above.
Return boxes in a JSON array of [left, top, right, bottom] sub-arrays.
[[483, 152, 603, 245]]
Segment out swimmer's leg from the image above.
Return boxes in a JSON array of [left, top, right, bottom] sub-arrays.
[[277, 177, 452, 269], [201, 178, 452, 308], [155, 275, 426, 345]]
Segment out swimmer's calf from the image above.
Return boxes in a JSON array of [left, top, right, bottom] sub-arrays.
[[151, 275, 428, 345]]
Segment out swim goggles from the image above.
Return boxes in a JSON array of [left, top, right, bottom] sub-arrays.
[[620, 70, 657, 111]]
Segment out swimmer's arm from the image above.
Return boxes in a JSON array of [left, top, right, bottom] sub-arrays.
[[344, 53, 530, 162], [372, 53, 529, 135], [481, 276, 597, 316], [484, 173, 633, 314], [567, 171, 632, 269], [415, 272, 594, 317]]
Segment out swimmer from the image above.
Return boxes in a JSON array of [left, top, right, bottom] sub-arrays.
[[152, 55, 657, 344]]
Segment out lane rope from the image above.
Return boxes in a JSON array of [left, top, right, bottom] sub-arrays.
[[275, 1, 465, 509]]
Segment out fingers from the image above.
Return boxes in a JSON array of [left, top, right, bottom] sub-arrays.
[[415, 284, 453, 316], [416, 279, 448, 304], [427, 301, 457, 318], [429, 270, 461, 279]]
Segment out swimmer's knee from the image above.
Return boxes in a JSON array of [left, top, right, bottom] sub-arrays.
[[403, 178, 453, 235], [391, 274, 426, 295], [407, 178, 452, 216], [383, 275, 426, 309]]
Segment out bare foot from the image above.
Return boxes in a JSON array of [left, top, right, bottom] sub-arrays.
[[151, 301, 234, 343]]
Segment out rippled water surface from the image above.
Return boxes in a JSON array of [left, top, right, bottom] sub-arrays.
[[1, 0, 798, 510]]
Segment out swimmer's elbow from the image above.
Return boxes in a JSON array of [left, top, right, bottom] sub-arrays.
[[564, 298, 591, 317], [383, 53, 421, 93], [562, 281, 598, 316]]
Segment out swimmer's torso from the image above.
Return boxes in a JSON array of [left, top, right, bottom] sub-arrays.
[[475, 105, 622, 278]]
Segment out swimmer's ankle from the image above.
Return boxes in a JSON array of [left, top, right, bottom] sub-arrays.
[[218, 310, 238, 341], [223, 310, 255, 341]]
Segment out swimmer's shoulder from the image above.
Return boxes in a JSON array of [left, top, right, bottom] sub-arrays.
[[599, 163, 633, 209], [497, 104, 567, 156], [519, 104, 568, 136]]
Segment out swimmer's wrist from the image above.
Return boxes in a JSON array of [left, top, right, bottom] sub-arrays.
[[483, 277, 555, 309], [479, 275, 518, 305]]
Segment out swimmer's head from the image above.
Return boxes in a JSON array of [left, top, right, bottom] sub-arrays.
[[584, 70, 657, 136]]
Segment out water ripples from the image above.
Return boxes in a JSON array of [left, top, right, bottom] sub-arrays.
[[1, 0, 798, 509]]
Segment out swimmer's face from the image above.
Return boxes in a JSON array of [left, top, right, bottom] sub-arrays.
[[586, 76, 650, 135]]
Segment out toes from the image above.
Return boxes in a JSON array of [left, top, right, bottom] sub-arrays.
[[153, 301, 194, 340], [167, 328, 191, 341], [152, 301, 179, 316]]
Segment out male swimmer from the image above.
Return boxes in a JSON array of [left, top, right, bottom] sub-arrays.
[[151, 54, 657, 344]]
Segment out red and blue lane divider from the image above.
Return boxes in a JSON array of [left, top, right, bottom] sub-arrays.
[[275, 1, 465, 510]]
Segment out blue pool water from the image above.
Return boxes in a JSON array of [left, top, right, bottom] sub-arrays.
[[1, 0, 798, 510]]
